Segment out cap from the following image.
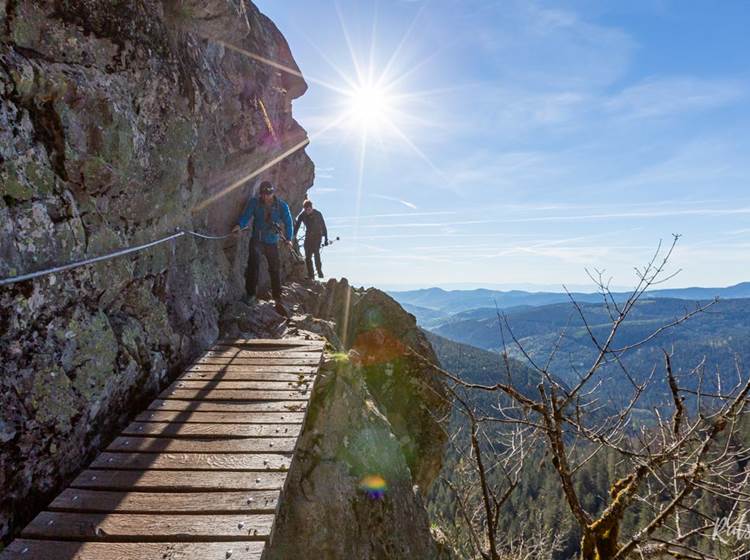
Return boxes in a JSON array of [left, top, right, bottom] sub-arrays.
[[259, 181, 274, 195]]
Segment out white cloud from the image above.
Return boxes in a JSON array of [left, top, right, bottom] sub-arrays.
[[315, 166, 335, 179], [604, 77, 745, 120], [369, 193, 418, 209], [464, 0, 636, 90]]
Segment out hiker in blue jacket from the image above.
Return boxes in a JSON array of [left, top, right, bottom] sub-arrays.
[[233, 181, 293, 315]]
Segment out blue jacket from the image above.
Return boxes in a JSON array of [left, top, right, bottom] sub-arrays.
[[238, 196, 293, 245]]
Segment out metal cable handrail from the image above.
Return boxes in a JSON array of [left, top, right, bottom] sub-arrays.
[[0, 227, 248, 287]]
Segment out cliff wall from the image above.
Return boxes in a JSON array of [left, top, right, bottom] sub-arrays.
[[0, 0, 312, 540], [0, 3, 452, 557]]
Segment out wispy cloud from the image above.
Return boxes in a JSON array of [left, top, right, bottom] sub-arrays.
[[465, 0, 636, 90], [604, 77, 745, 120], [315, 166, 336, 179], [369, 193, 418, 209], [263, 0, 750, 288], [329, 203, 750, 234], [328, 210, 456, 222]]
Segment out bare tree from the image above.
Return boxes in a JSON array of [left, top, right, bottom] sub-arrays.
[[432, 384, 540, 560], [424, 237, 750, 560]]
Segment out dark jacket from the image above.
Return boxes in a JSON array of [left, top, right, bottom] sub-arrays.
[[294, 209, 328, 240], [238, 196, 293, 245]]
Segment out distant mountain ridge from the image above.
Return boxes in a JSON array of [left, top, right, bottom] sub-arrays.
[[391, 282, 750, 320]]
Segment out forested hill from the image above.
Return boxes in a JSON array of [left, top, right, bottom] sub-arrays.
[[424, 312, 750, 560], [424, 297, 750, 412], [424, 330, 542, 397]]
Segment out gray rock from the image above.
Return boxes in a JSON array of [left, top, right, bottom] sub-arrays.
[[0, 0, 312, 541], [267, 357, 452, 560], [264, 280, 453, 559]]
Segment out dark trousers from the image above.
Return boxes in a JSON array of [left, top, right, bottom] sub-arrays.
[[246, 239, 282, 301], [304, 236, 323, 277]]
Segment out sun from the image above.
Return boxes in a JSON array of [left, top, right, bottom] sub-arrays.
[[190, 7, 439, 213], [345, 83, 395, 131]]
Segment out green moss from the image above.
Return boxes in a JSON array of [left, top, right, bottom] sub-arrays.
[[79, 156, 114, 189], [25, 160, 55, 195], [9, 65, 35, 99], [64, 311, 118, 400], [329, 352, 350, 364], [101, 119, 134, 169], [0, 164, 34, 201], [119, 284, 171, 345], [30, 368, 78, 432], [9, 18, 38, 52], [0, 135, 57, 202]]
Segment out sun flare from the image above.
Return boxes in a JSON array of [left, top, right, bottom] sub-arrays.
[[345, 84, 394, 131]]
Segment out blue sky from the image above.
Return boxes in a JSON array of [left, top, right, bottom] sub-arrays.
[[255, 0, 750, 291]]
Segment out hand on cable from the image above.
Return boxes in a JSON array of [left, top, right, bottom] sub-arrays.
[[285, 240, 293, 249], [232, 225, 241, 234]]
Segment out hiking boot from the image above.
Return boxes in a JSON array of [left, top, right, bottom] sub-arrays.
[[317, 271, 324, 279]]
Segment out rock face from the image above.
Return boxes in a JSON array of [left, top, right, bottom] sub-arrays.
[[0, 0, 313, 541], [0, 2, 452, 555], [265, 280, 453, 559]]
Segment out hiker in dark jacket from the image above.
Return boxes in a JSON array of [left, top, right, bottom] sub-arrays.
[[294, 199, 328, 279], [233, 181, 293, 315]]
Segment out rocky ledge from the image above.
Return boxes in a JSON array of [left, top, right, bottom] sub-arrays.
[[222, 279, 454, 559]]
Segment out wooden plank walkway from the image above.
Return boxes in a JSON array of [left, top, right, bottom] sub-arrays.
[[1, 338, 325, 560]]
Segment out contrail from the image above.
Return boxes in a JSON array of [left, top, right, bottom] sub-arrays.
[[370, 194, 418, 209]]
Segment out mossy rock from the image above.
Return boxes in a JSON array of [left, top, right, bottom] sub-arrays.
[[30, 368, 79, 432], [0, 162, 34, 201], [63, 311, 118, 401]]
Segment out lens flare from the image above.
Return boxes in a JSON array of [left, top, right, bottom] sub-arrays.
[[359, 474, 388, 500], [346, 84, 394, 130]]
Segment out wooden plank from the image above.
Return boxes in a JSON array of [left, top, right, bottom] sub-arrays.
[[187, 364, 317, 374], [0, 540, 264, 560], [158, 388, 310, 401], [49, 489, 279, 513], [21, 511, 274, 541], [194, 357, 321, 366], [203, 350, 322, 359], [135, 410, 305, 424], [218, 338, 324, 347], [90, 452, 292, 471], [167, 380, 312, 392], [70, 470, 288, 491], [121, 422, 301, 438], [180, 369, 316, 382], [148, 399, 307, 413], [107, 436, 297, 453], [1, 338, 325, 559], [202, 347, 322, 360]]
